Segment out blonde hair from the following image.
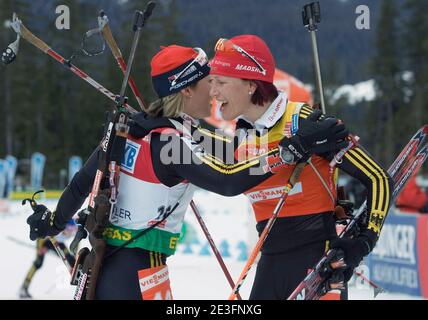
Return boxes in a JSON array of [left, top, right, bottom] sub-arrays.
[[147, 93, 185, 118]]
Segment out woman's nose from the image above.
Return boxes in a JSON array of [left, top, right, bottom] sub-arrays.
[[209, 85, 218, 98]]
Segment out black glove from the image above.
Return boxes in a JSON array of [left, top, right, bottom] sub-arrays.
[[26, 205, 64, 241], [299, 109, 349, 154], [328, 230, 376, 282], [279, 109, 349, 163]]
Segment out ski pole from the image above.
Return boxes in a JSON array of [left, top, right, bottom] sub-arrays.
[[99, 11, 147, 111], [354, 271, 384, 298], [2, 13, 138, 115], [190, 201, 242, 300], [85, 3, 157, 301], [117, 6, 154, 107], [6, 236, 36, 249], [302, 2, 326, 114], [48, 236, 73, 274]]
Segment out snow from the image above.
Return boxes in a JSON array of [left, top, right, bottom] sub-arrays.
[[330, 79, 377, 105], [327, 71, 415, 106], [0, 193, 423, 300]]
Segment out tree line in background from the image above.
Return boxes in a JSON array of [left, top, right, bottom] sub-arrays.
[[0, 0, 427, 189], [0, 0, 184, 188], [326, 0, 428, 169]]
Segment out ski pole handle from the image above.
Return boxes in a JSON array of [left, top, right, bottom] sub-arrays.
[[302, 2, 321, 30], [133, 1, 156, 31], [20, 22, 51, 53], [99, 11, 147, 110], [302, 2, 326, 114], [141, 1, 156, 28], [99, 12, 122, 59], [21, 189, 45, 210], [118, 4, 156, 104]]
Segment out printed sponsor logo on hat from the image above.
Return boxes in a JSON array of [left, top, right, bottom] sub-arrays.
[[167, 74, 178, 84], [235, 64, 265, 74], [195, 54, 209, 66], [170, 71, 204, 91], [168, 65, 198, 84], [212, 60, 231, 67]]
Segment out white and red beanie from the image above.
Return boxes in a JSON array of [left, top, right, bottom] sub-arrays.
[[209, 34, 275, 83]]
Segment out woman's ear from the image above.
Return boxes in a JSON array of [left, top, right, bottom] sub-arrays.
[[249, 81, 258, 95], [181, 87, 193, 98]]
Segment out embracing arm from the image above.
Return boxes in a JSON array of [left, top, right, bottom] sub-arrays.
[[150, 132, 281, 196]]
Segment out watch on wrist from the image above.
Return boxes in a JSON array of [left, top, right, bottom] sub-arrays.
[[279, 145, 296, 164]]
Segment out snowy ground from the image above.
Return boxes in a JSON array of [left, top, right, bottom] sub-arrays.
[[0, 191, 423, 300]]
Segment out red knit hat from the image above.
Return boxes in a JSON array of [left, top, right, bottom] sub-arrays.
[[209, 35, 275, 83], [151, 45, 210, 98]]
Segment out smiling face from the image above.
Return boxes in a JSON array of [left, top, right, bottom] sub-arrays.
[[208, 75, 255, 121]]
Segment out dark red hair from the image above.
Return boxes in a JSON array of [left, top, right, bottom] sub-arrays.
[[251, 80, 278, 106]]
